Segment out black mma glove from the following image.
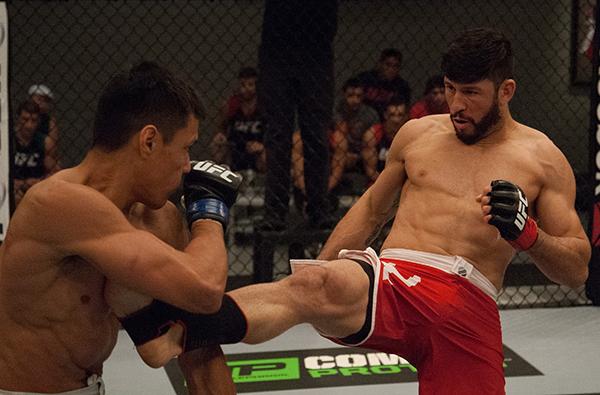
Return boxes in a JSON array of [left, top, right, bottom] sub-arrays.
[[183, 160, 243, 229], [487, 179, 538, 250]]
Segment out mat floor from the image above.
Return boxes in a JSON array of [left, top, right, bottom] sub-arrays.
[[103, 306, 600, 395]]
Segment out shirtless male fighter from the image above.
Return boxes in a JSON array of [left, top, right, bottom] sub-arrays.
[[0, 62, 240, 394]]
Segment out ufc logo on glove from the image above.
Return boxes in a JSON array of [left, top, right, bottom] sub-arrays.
[[488, 179, 538, 251], [193, 161, 238, 184], [183, 160, 243, 229], [514, 188, 528, 231]]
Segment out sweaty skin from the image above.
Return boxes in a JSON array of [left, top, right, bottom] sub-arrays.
[[376, 115, 553, 289], [0, 178, 231, 393], [320, 113, 589, 291], [0, 173, 186, 392], [0, 115, 235, 392], [0, 178, 121, 391]]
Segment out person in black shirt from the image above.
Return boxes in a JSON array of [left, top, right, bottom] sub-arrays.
[[28, 84, 59, 144], [210, 67, 265, 172], [257, 0, 338, 230], [13, 100, 58, 207], [356, 48, 411, 120]]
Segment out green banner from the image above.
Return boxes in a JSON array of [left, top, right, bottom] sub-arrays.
[[165, 345, 541, 394]]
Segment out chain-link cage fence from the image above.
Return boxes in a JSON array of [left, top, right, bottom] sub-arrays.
[[8, 0, 594, 308]]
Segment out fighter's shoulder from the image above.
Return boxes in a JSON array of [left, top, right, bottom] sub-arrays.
[[10, 178, 127, 247], [515, 124, 574, 178], [395, 114, 449, 144], [517, 124, 566, 160], [25, 177, 120, 216]]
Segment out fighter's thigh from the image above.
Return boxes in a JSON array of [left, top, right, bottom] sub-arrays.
[[286, 259, 370, 335]]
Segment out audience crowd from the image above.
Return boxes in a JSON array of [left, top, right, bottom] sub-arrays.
[[210, 47, 449, 229], [13, 49, 449, 227]]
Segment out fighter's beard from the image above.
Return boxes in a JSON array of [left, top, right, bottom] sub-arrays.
[[453, 100, 501, 145]]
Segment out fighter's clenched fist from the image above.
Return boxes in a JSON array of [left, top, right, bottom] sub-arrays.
[[478, 179, 538, 250], [183, 160, 243, 229]]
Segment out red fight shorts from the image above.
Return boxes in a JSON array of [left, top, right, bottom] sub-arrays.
[[327, 248, 504, 395]]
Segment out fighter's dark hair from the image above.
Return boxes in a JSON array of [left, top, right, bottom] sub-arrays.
[[238, 66, 258, 79], [441, 28, 513, 86], [92, 61, 204, 151]]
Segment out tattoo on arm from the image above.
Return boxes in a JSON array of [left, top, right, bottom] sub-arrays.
[[390, 195, 400, 213], [365, 224, 382, 247], [365, 195, 400, 247]]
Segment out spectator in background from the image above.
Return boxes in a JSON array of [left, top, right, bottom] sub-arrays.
[[293, 78, 383, 201], [356, 48, 411, 120], [409, 74, 449, 119], [363, 98, 410, 180], [333, 77, 380, 175], [257, 0, 338, 230], [292, 74, 385, 201], [210, 67, 265, 172], [291, 125, 346, 213], [13, 100, 58, 207], [28, 84, 59, 145]]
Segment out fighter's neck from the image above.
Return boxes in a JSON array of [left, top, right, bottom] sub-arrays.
[[473, 114, 518, 147], [77, 149, 138, 212]]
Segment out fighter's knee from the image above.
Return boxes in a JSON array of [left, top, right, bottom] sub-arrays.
[[285, 265, 340, 314], [286, 265, 329, 295]]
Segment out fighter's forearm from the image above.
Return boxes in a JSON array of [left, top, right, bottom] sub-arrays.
[[527, 229, 590, 288], [185, 220, 229, 294]]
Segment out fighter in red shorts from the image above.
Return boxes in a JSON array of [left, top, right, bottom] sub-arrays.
[[110, 28, 590, 394]]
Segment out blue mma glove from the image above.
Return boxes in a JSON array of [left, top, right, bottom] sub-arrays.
[[183, 160, 242, 229]]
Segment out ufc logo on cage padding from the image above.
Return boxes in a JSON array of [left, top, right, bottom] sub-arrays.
[[514, 189, 528, 231], [193, 161, 239, 184]]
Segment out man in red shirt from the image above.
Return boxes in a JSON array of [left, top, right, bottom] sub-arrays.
[[409, 74, 449, 119]]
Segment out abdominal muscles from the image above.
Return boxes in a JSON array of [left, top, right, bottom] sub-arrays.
[[382, 186, 512, 286], [0, 258, 120, 390]]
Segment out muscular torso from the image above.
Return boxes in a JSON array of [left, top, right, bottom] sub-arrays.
[[0, 171, 183, 392], [0, 228, 118, 391], [382, 116, 546, 290]]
